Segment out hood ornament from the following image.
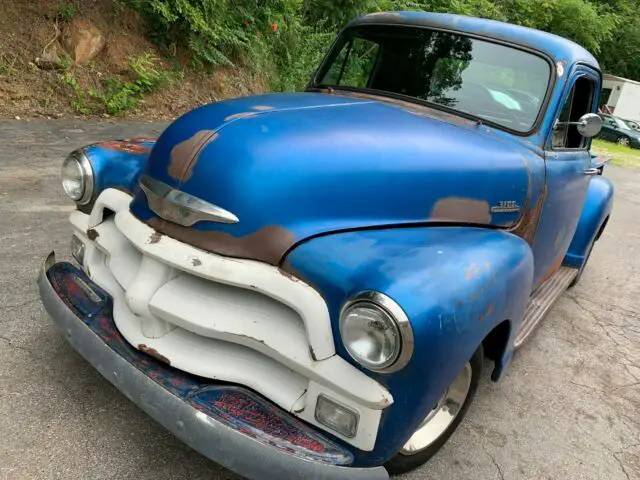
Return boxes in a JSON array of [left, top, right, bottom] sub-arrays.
[[139, 175, 239, 226]]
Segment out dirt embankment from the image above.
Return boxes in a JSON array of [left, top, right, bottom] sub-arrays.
[[0, 0, 265, 120]]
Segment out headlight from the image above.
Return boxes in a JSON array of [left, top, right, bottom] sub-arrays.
[[340, 291, 414, 373], [61, 151, 93, 204]]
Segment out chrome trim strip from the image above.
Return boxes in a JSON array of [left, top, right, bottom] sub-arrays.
[[71, 150, 95, 206], [139, 175, 239, 226], [340, 291, 415, 374]]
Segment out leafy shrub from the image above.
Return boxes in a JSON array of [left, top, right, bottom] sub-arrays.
[[65, 54, 170, 115], [120, 0, 625, 94], [122, 0, 333, 91], [57, 2, 76, 22], [55, 53, 73, 72]]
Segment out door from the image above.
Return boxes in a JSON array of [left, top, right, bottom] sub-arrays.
[[531, 68, 599, 288]]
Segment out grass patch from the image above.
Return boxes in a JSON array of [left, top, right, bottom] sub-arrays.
[[592, 139, 640, 169]]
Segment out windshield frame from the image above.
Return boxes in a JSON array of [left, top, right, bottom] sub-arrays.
[[309, 24, 557, 137]]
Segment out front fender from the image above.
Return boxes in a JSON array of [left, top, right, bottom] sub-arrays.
[[284, 226, 533, 466], [565, 176, 614, 267], [80, 138, 156, 203]]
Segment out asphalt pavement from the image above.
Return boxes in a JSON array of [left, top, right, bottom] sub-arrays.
[[0, 120, 638, 480]]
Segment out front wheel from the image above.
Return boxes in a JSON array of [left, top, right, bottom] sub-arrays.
[[385, 346, 483, 475], [617, 136, 630, 146]]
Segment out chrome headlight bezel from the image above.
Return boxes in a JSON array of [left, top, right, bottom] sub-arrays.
[[340, 291, 414, 373], [61, 150, 94, 205]]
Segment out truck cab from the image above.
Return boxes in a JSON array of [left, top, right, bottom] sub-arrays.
[[39, 11, 613, 479]]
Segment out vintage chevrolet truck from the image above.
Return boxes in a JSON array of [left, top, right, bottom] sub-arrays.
[[38, 11, 614, 479]]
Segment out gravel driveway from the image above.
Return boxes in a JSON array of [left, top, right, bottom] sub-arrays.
[[0, 120, 638, 480]]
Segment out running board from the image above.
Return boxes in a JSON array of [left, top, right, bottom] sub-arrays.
[[515, 266, 578, 347]]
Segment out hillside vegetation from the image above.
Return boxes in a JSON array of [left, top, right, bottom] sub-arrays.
[[1, 0, 639, 119]]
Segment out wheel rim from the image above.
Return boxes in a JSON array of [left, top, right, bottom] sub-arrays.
[[618, 137, 629, 146], [400, 362, 472, 455]]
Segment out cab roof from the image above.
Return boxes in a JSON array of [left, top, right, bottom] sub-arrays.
[[348, 11, 600, 70]]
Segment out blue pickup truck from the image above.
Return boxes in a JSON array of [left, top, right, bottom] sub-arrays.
[[39, 11, 613, 479]]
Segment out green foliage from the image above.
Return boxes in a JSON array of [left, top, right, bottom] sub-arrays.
[[0, 53, 19, 77], [57, 2, 76, 22], [304, 0, 379, 29], [55, 53, 73, 72], [64, 54, 170, 115], [120, 0, 640, 93]]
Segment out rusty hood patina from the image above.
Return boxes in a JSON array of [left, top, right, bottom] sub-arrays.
[[129, 92, 540, 265]]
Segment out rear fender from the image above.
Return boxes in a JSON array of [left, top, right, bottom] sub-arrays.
[[284, 226, 533, 465], [565, 176, 614, 267]]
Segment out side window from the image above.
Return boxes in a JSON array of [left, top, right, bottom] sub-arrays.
[[322, 38, 380, 88], [552, 76, 596, 149]]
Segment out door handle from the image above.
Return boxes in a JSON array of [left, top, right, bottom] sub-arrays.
[[584, 168, 600, 176]]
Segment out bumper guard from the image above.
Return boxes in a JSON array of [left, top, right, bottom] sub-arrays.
[[38, 253, 388, 480]]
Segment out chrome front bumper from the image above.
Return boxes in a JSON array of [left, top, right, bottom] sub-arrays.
[[38, 254, 389, 480]]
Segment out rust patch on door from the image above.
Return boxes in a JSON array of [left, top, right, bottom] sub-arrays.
[[512, 185, 546, 245], [553, 227, 566, 248], [147, 217, 296, 266], [168, 130, 218, 182], [536, 254, 564, 290], [430, 197, 491, 224], [138, 344, 171, 365]]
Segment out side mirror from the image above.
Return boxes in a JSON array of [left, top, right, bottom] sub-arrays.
[[555, 113, 603, 138], [576, 113, 603, 138]]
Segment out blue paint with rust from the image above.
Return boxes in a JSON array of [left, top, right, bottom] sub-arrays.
[[564, 176, 614, 267], [129, 92, 536, 242], [46, 261, 354, 466], [531, 64, 603, 286], [66, 11, 615, 469], [285, 227, 532, 465], [82, 139, 156, 197]]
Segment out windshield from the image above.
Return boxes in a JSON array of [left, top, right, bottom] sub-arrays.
[[314, 26, 552, 132], [614, 117, 632, 130]]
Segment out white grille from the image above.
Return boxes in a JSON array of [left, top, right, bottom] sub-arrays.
[[69, 188, 393, 451]]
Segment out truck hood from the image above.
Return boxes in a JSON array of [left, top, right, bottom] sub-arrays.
[[130, 92, 535, 265]]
